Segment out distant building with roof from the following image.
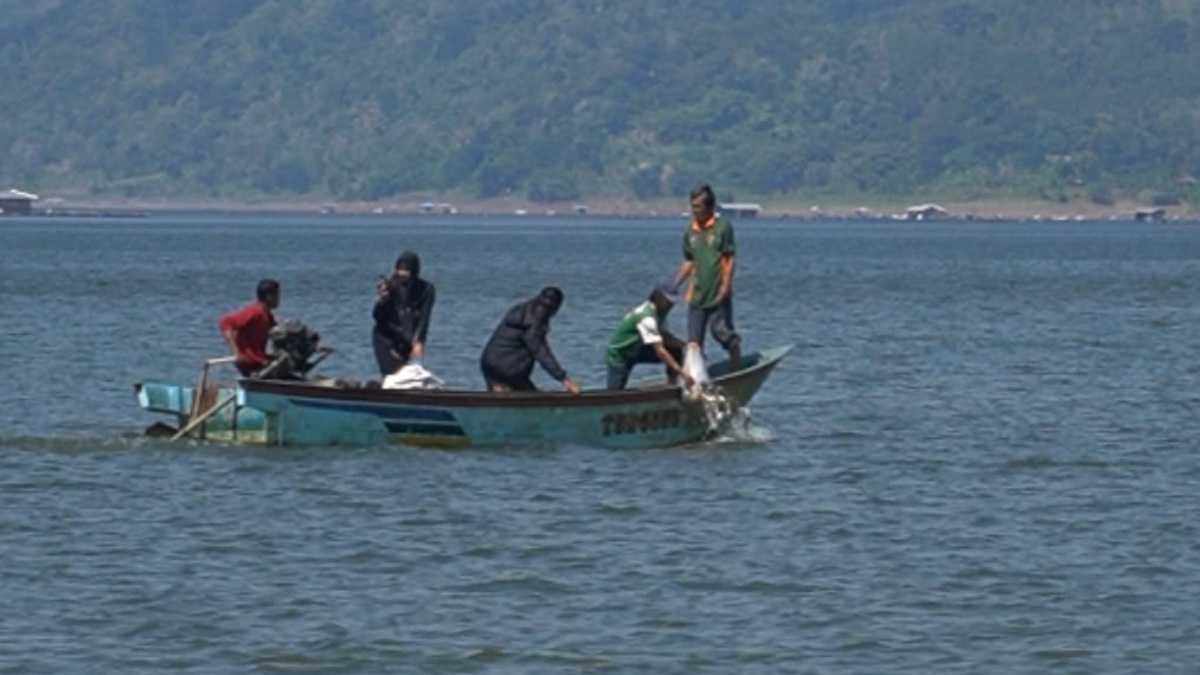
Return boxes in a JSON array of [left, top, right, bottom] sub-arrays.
[[905, 203, 948, 221], [0, 189, 38, 215], [1134, 207, 1166, 223]]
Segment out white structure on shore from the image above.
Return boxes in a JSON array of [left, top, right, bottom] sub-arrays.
[[0, 188, 39, 215], [905, 203, 948, 221], [720, 202, 762, 218], [1134, 207, 1166, 222]]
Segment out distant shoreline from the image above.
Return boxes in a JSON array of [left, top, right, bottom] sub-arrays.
[[21, 192, 1200, 223]]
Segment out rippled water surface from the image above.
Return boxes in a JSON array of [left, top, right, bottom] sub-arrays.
[[2, 214, 1199, 672]]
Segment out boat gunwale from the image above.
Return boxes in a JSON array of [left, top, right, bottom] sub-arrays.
[[238, 345, 792, 409]]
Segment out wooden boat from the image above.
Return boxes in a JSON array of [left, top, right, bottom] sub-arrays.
[[135, 345, 791, 449]]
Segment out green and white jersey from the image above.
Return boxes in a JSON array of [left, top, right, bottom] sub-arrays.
[[605, 301, 663, 367]]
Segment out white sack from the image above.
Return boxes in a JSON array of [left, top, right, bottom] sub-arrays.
[[382, 363, 446, 390], [681, 344, 711, 400]]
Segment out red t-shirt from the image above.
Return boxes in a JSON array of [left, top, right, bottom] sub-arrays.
[[218, 301, 276, 374]]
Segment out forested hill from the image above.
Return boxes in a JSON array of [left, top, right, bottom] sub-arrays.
[[3, 0, 1199, 204]]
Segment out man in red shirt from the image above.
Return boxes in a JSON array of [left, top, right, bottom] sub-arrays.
[[218, 279, 280, 376]]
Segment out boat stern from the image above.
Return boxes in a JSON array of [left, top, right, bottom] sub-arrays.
[[135, 381, 193, 416], [134, 381, 272, 444]]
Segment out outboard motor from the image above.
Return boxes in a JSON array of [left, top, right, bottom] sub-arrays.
[[258, 320, 322, 380]]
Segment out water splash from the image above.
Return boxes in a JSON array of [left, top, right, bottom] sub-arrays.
[[679, 347, 772, 443], [691, 385, 776, 444], [695, 384, 736, 434], [713, 406, 776, 444]]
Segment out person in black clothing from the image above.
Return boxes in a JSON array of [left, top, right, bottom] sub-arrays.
[[480, 287, 581, 394], [372, 251, 436, 376]]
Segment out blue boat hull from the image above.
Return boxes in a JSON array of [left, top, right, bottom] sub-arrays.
[[137, 346, 791, 449]]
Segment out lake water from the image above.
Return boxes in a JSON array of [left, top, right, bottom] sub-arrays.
[[1, 214, 1199, 672]]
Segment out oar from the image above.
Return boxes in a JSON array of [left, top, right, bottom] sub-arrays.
[[190, 356, 238, 419], [171, 347, 334, 441], [171, 393, 236, 441]]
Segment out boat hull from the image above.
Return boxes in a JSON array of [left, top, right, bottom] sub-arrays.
[[137, 345, 791, 449]]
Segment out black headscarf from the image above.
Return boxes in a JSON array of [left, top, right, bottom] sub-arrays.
[[373, 250, 435, 349], [395, 251, 421, 278], [528, 286, 563, 323], [389, 251, 422, 303]]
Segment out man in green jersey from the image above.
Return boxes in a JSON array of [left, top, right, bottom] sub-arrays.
[[604, 280, 692, 390], [676, 183, 741, 370]]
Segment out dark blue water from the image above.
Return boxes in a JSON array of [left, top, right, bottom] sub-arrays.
[[2, 214, 1199, 672]]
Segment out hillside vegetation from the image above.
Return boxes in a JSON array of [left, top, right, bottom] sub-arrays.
[[2, 0, 1199, 204]]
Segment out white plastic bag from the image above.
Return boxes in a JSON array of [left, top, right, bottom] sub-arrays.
[[382, 363, 445, 390], [681, 344, 711, 401]]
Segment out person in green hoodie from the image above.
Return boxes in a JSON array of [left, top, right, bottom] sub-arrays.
[[604, 280, 693, 390]]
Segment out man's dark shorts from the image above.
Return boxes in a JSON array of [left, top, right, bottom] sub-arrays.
[[687, 296, 739, 350], [606, 343, 683, 390]]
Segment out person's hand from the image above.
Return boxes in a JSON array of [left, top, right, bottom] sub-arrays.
[[682, 373, 695, 389], [376, 276, 391, 299], [563, 377, 582, 395]]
